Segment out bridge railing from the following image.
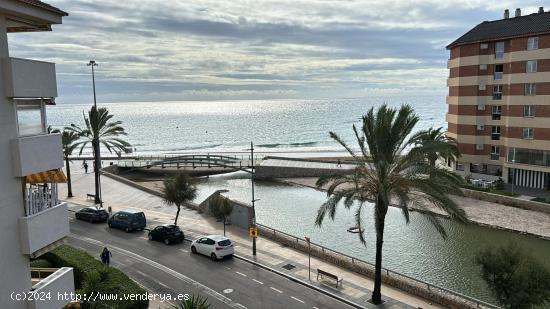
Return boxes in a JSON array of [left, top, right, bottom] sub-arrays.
[[116, 153, 262, 170]]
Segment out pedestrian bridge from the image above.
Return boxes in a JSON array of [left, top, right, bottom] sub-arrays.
[[117, 154, 258, 173]]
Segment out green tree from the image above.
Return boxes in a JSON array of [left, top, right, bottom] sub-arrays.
[[315, 104, 468, 304], [209, 195, 234, 236], [80, 268, 109, 309], [162, 172, 198, 225], [411, 126, 460, 170], [476, 243, 550, 309], [171, 295, 210, 309], [51, 129, 80, 198], [67, 106, 130, 205]]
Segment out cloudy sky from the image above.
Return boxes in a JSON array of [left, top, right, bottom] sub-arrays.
[[7, 0, 545, 103]]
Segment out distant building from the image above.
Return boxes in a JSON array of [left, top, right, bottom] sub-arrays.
[[447, 7, 550, 189], [0, 1, 73, 309]]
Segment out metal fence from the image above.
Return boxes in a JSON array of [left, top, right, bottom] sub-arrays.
[[256, 223, 501, 309]]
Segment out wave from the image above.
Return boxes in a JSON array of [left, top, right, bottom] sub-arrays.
[[161, 144, 223, 152], [257, 141, 318, 148]]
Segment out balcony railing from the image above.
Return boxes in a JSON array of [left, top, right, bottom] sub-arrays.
[[490, 153, 500, 160], [491, 133, 501, 140], [2, 57, 57, 98], [29, 267, 75, 309], [19, 202, 70, 256], [491, 113, 501, 120], [25, 183, 59, 216], [11, 133, 63, 177]]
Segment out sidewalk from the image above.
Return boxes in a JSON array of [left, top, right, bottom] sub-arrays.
[[60, 163, 440, 309]]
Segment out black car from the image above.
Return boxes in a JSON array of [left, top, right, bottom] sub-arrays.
[[75, 208, 109, 223], [148, 225, 185, 245]]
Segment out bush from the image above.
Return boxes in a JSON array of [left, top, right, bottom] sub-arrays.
[[531, 197, 550, 204], [30, 259, 53, 268], [40, 245, 148, 309]]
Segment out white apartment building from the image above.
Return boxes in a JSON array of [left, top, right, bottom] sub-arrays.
[[0, 1, 74, 309]]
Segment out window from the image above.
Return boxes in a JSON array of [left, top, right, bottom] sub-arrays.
[[527, 60, 538, 73], [525, 83, 536, 96], [491, 146, 500, 160], [456, 162, 464, 171], [522, 128, 534, 139], [480, 43, 489, 50], [492, 105, 502, 120], [494, 64, 503, 80], [523, 105, 535, 117], [15, 100, 46, 136], [480, 64, 487, 70], [495, 42, 505, 59], [493, 85, 503, 100], [491, 126, 501, 140], [527, 37, 539, 50]]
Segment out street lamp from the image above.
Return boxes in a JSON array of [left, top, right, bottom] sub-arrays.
[[87, 60, 102, 207], [511, 148, 516, 195], [247, 142, 258, 256]]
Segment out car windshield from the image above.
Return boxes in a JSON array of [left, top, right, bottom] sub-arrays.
[[217, 239, 231, 246]]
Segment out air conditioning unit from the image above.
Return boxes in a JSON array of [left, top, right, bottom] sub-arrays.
[[477, 125, 485, 131], [480, 43, 489, 49], [478, 104, 485, 110], [476, 144, 484, 150], [479, 84, 486, 90]]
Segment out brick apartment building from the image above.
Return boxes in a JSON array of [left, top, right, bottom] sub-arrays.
[[447, 7, 550, 189]]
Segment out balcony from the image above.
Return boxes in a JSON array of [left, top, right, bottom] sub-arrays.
[[19, 202, 70, 256], [11, 133, 62, 177], [29, 267, 75, 309], [491, 133, 501, 141], [2, 57, 57, 98]]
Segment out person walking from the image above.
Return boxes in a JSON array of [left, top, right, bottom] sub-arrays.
[[83, 160, 89, 174], [100, 247, 112, 266]]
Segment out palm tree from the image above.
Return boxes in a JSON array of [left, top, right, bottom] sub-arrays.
[[315, 104, 468, 304], [52, 129, 80, 197], [162, 172, 198, 225], [411, 127, 460, 170], [67, 106, 130, 205], [209, 195, 234, 236], [171, 295, 210, 309]]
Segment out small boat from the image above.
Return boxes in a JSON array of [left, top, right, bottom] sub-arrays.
[[347, 226, 364, 234]]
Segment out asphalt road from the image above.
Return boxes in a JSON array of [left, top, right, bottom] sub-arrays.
[[68, 215, 357, 309]]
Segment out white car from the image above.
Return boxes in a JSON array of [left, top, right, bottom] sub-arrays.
[[191, 235, 235, 260]]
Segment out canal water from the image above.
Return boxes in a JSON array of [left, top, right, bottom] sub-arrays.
[[192, 171, 550, 305]]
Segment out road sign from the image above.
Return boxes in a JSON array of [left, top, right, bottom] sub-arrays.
[[249, 227, 258, 238]]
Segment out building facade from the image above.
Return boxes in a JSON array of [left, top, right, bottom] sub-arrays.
[[447, 7, 550, 189], [0, 1, 74, 309]]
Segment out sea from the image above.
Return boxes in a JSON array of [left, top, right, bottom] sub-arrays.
[[47, 96, 447, 157]]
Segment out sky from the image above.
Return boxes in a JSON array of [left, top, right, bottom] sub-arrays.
[[7, 0, 546, 103]]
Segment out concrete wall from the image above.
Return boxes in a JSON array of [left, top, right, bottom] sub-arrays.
[[462, 188, 550, 214], [29, 268, 75, 309], [19, 203, 70, 255], [2, 57, 57, 98], [198, 192, 253, 230], [255, 157, 354, 179], [0, 13, 32, 309], [11, 133, 63, 176]]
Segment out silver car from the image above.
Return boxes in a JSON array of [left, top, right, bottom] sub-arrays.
[[191, 235, 234, 260]]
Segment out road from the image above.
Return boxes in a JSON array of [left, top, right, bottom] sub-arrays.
[[68, 214, 357, 309]]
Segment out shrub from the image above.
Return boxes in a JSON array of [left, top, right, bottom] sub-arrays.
[[40, 245, 148, 309], [531, 197, 550, 204], [30, 259, 53, 268]]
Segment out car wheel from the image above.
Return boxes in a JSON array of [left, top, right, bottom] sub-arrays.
[[148, 234, 153, 240], [89, 217, 94, 223], [164, 238, 170, 245], [210, 253, 218, 261], [191, 246, 197, 254], [125, 227, 130, 233]]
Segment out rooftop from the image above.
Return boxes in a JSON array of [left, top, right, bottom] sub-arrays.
[[2, 0, 67, 33], [447, 10, 550, 49], [17, 0, 68, 16]]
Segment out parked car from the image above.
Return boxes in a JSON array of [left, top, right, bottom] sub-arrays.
[[148, 224, 185, 245], [191, 235, 234, 260], [75, 207, 109, 223], [107, 210, 146, 232]]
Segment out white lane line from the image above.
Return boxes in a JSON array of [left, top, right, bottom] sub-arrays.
[[252, 279, 264, 285], [235, 271, 247, 277], [270, 287, 283, 294], [225, 266, 232, 270], [179, 249, 188, 253], [291, 296, 305, 304], [312, 307, 319, 309], [69, 235, 247, 309]]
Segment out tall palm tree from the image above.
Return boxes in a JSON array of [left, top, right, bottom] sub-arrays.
[[411, 127, 460, 170], [67, 106, 130, 205], [52, 129, 80, 197], [315, 104, 468, 304], [162, 172, 198, 225]]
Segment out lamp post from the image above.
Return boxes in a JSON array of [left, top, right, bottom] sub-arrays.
[[247, 142, 257, 256], [511, 148, 516, 195], [87, 60, 103, 207], [305, 236, 311, 280]]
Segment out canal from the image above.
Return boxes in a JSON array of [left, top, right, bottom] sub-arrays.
[[193, 171, 550, 305]]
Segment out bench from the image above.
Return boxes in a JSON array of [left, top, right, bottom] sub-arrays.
[[86, 194, 95, 200], [317, 269, 343, 288]]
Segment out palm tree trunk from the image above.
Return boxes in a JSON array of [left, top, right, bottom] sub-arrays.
[[93, 138, 101, 204], [174, 205, 180, 225], [371, 202, 387, 304], [65, 157, 73, 198]]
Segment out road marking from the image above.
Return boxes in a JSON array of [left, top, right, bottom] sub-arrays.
[[225, 266, 232, 270], [312, 307, 319, 309], [69, 235, 247, 309], [270, 287, 283, 294], [291, 296, 305, 304], [179, 249, 188, 253], [252, 279, 264, 285], [235, 271, 247, 277]]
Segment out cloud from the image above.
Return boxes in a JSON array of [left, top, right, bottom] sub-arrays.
[[6, 0, 544, 102]]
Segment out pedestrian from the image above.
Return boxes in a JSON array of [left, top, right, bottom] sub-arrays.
[[83, 160, 88, 174], [337, 159, 342, 167], [100, 247, 112, 266]]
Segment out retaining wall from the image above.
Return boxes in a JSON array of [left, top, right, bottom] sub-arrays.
[[462, 188, 550, 214]]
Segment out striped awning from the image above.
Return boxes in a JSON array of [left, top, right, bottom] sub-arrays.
[[25, 170, 67, 183]]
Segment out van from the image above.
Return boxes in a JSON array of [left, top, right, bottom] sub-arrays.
[[107, 210, 146, 232]]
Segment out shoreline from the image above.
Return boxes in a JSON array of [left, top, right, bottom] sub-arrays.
[[277, 177, 550, 242]]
